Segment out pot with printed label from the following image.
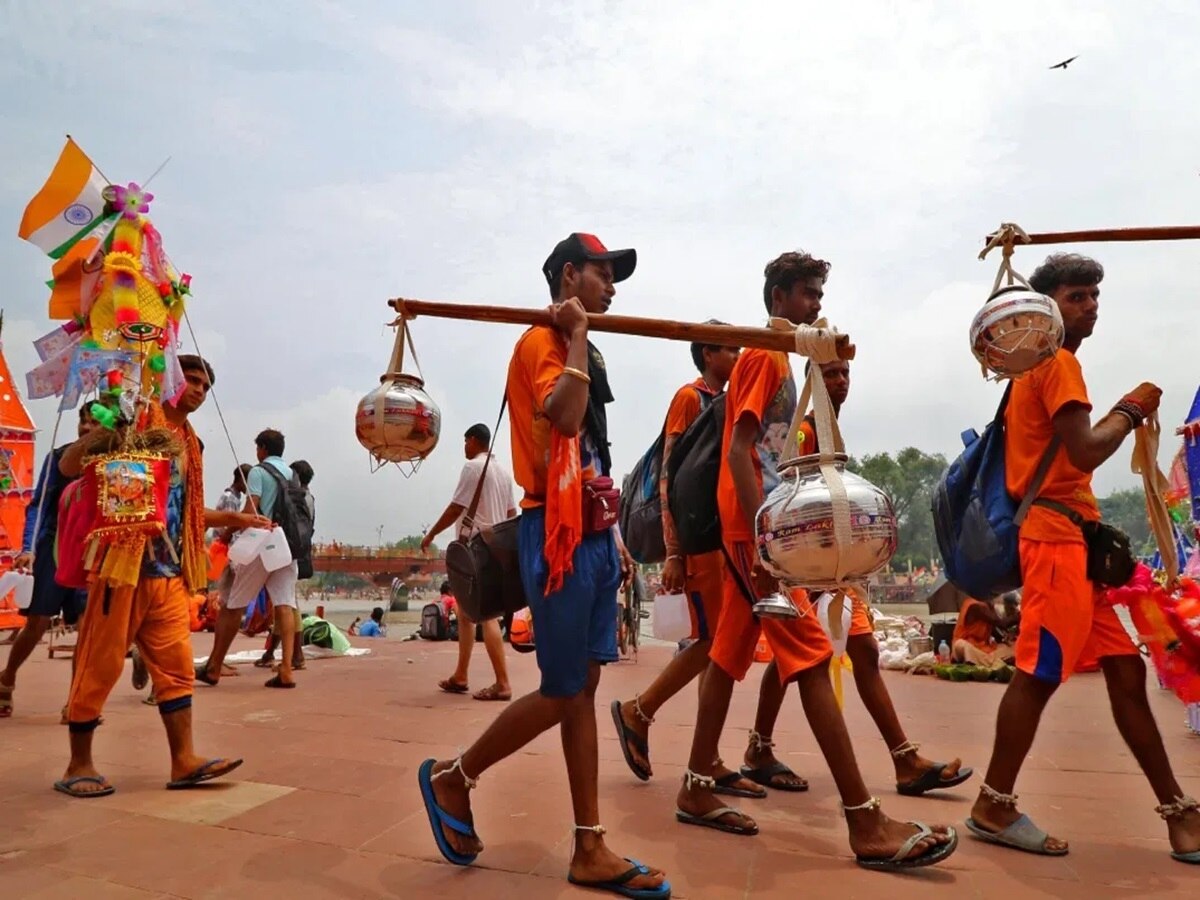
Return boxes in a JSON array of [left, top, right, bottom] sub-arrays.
[[755, 453, 897, 589]]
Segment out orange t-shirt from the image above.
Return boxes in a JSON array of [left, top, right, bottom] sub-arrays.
[[953, 598, 995, 649], [1005, 349, 1099, 544], [716, 349, 797, 543], [797, 416, 817, 457], [664, 378, 716, 438], [506, 326, 601, 509]]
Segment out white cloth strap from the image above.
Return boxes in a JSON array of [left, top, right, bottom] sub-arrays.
[[777, 318, 852, 583]]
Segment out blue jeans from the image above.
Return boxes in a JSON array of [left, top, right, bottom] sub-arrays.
[[518, 508, 621, 697]]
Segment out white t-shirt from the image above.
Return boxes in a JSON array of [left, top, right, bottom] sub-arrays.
[[452, 454, 516, 537]]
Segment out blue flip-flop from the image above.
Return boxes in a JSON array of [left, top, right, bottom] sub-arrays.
[[1172, 849, 1200, 864], [897, 763, 974, 796], [166, 758, 243, 790], [54, 776, 115, 798], [857, 824, 959, 871], [418, 758, 479, 866], [610, 700, 651, 781], [567, 858, 671, 899], [965, 815, 1068, 856]]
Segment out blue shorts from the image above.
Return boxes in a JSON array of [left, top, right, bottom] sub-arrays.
[[23, 540, 86, 625], [519, 508, 621, 698]]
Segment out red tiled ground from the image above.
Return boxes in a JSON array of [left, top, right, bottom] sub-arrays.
[[2, 632, 1198, 898]]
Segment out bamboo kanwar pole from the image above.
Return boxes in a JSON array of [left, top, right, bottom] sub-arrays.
[[388, 298, 856, 360], [984, 225, 1200, 248]]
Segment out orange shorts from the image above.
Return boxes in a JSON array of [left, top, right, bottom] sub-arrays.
[[1015, 538, 1138, 684], [686, 550, 724, 641], [847, 589, 874, 638], [709, 542, 833, 684], [67, 576, 195, 727]]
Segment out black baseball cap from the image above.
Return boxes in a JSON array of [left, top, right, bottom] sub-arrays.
[[542, 232, 637, 286]]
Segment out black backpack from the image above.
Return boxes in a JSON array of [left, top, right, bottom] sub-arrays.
[[256, 464, 315, 579], [420, 603, 448, 641], [665, 392, 725, 556], [619, 387, 709, 565]]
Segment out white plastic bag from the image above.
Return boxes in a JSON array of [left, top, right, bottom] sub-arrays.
[[652, 593, 691, 642], [258, 527, 294, 572], [0, 571, 35, 611], [815, 591, 852, 656], [228, 528, 271, 566]]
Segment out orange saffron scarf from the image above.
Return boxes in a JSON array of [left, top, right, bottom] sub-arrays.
[[144, 402, 208, 593], [543, 428, 582, 596]]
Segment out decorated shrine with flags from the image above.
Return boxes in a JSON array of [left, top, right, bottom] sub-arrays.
[[0, 314, 37, 633]]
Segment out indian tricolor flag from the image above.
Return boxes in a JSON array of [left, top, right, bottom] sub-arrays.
[[18, 138, 115, 259]]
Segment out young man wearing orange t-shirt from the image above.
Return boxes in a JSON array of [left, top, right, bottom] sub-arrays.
[[613, 333, 794, 798], [968, 254, 1200, 863], [778, 359, 972, 795], [419, 234, 670, 897], [675, 251, 958, 871]]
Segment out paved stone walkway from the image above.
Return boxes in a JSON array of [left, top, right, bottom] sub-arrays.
[[1, 632, 1198, 898]]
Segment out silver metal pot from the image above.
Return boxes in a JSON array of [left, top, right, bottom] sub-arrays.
[[755, 453, 897, 589], [908, 636, 934, 657], [355, 374, 442, 464], [969, 286, 1064, 379]]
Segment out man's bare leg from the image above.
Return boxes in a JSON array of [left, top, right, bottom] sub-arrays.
[[0, 615, 51, 714], [792, 664, 952, 860], [968, 670, 1067, 851], [274, 606, 296, 686], [617, 640, 711, 776], [446, 611, 477, 688], [675, 661, 756, 829], [561, 663, 666, 892], [615, 639, 759, 791], [479, 618, 511, 697], [60, 729, 110, 794], [846, 634, 963, 787], [292, 608, 305, 669], [160, 704, 240, 783], [428, 687, 572, 857], [201, 606, 243, 683], [1100, 655, 1200, 856], [742, 660, 807, 789]]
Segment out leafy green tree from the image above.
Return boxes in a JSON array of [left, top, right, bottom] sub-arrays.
[[847, 447, 947, 571], [387, 534, 426, 552], [1098, 488, 1153, 554]]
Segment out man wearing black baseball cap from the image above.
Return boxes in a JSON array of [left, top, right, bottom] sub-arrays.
[[542, 232, 637, 294], [419, 233, 669, 897]]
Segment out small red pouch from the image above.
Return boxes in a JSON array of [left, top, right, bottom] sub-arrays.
[[582, 477, 620, 535]]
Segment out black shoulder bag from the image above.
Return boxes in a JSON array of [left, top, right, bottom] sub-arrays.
[[1032, 498, 1136, 588], [444, 397, 527, 621]]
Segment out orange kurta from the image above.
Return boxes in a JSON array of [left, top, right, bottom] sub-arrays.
[[953, 598, 996, 650]]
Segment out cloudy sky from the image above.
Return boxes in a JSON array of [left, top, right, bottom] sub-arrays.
[[2, 1, 1199, 545]]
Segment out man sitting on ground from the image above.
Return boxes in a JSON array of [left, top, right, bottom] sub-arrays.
[[359, 607, 387, 638], [953, 596, 1016, 667]]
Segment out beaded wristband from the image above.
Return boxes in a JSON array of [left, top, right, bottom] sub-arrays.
[[1112, 399, 1145, 428]]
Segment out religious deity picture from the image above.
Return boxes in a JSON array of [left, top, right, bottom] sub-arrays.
[[98, 458, 154, 521]]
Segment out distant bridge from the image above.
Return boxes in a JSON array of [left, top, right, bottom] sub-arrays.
[[309, 546, 446, 587]]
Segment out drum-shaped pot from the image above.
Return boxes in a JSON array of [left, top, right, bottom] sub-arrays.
[[755, 454, 897, 588]]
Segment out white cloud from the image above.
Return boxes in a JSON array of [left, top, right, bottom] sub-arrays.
[[2, 0, 1199, 544]]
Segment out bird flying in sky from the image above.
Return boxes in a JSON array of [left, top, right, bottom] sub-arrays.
[[1049, 55, 1079, 70]]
